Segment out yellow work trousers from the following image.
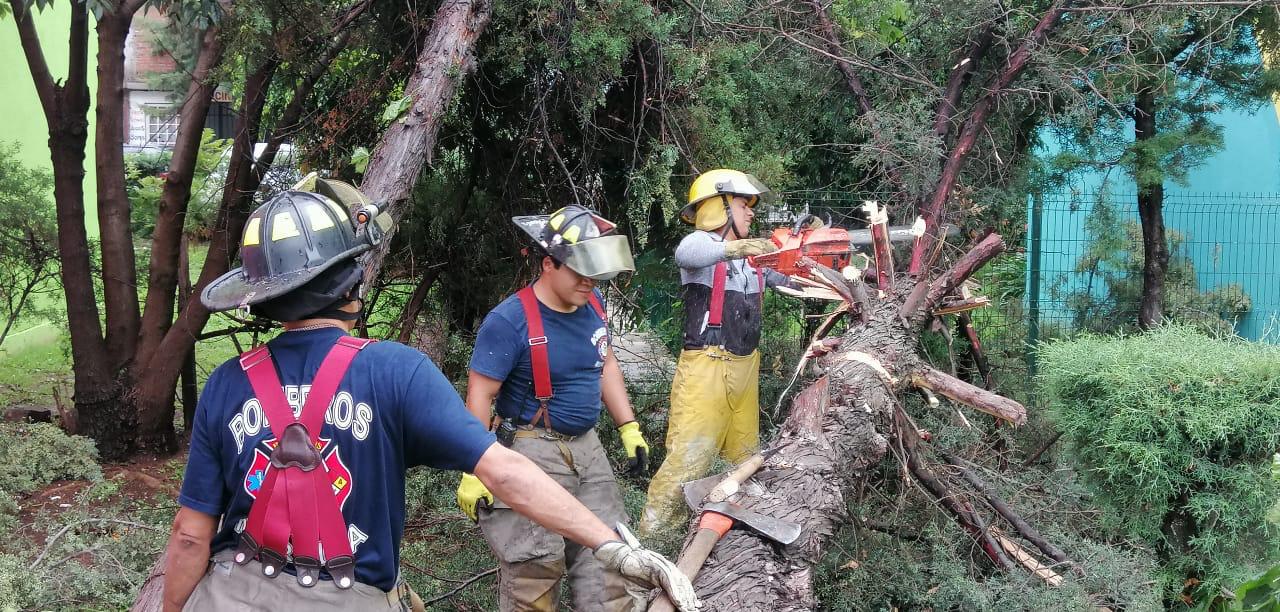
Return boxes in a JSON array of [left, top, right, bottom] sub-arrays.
[[639, 347, 760, 535]]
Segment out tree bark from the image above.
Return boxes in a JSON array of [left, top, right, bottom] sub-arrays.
[[12, 0, 134, 458], [674, 228, 1027, 608], [133, 7, 366, 451], [178, 235, 198, 436], [676, 305, 903, 609], [136, 25, 225, 368], [1134, 88, 1167, 330], [130, 59, 278, 454], [360, 0, 492, 286], [95, 2, 145, 365]]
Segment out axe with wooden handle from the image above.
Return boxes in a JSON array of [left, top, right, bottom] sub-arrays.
[[649, 452, 800, 612]]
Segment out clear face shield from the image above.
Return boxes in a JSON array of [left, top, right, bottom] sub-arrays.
[[560, 234, 636, 281], [512, 212, 636, 281], [716, 174, 776, 230]]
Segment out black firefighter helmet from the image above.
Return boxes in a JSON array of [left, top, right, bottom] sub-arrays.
[[201, 183, 378, 321]]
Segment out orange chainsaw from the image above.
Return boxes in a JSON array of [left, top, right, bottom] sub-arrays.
[[751, 213, 853, 275]]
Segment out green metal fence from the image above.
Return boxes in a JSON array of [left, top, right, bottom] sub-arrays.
[[1026, 191, 1280, 345]]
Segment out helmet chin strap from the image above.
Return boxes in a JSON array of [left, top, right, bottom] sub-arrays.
[[718, 194, 744, 240]]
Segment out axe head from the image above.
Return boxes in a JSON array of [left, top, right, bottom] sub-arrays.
[[681, 473, 725, 512], [703, 501, 801, 545]]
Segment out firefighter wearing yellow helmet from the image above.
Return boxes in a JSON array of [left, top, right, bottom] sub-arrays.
[[640, 169, 794, 535]]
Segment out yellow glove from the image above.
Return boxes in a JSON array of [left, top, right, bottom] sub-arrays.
[[456, 473, 493, 522], [724, 238, 778, 259], [618, 421, 650, 477]]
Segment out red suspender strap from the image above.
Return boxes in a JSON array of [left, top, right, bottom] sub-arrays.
[[516, 286, 553, 404], [236, 335, 371, 589], [708, 261, 728, 328], [516, 285, 609, 430], [587, 293, 607, 323]]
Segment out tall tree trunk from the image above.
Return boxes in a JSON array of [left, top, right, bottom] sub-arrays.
[[133, 5, 368, 451], [909, 1, 1070, 276], [95, 4, 144, 366], [12, 0, 134, 458], [360, 0, 492, 286], [131, 58, 278, 453], [178, 235, 198, 437], [136, 25, 224, 364], [1134, 88, 1167, 330]]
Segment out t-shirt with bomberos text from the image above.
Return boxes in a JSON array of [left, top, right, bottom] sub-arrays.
[[178, 327, 496, 592]]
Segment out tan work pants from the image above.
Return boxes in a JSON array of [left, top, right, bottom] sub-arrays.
[[183, 549, 423, 611], [478, 428, 635, 612]]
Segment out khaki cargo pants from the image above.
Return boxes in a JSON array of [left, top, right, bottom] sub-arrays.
[[183, 549, 424, 611], [478, 428, 636, 612]]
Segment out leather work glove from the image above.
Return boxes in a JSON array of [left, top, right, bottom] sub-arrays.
[[456, 473, 494, 522], [723, 238, 778, 259], [595, 524, 701, 611], [617, 421, 650, 477]]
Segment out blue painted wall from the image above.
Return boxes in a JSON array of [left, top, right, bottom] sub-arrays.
[[1031, 93, 1280, 340]]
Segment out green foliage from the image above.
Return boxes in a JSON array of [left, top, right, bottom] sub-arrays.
[[0, 422, 100, 539], [1043, 6, 1280, 192], [1039, 326, 1280, 600], [1232, 563, 1280, 611], [1050, 200, 1250, 335], [380, 95, 413, 125], [0, 141, 60, 346], [349, 145, 370, 174], [127, 129, 231, 238], [0, 423, 101, 498]]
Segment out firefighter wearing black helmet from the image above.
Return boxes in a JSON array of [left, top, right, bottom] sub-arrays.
[[162, 182, 699, 612]]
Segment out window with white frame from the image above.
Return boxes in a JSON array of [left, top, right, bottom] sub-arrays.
[[144, 105, 180, 147]]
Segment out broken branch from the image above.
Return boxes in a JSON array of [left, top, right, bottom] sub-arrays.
[[903, 233, 1005, 322], [911, 366, 1026, 424], [938, 449, 1074, 569], [895, 406, 1013, 570]]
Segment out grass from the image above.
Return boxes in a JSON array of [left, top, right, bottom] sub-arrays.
[[0, 241, 251, 422]]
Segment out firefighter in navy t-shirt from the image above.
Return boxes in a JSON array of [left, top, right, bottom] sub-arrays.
[[460, 205, 649, 611], [161, 179, 698, 612]]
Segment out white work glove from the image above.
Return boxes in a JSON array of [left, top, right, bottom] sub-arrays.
[[594, 524, 701, 611]]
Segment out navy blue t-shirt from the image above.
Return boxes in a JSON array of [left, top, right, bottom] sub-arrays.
[[178, 328, 496, 592], [469, 289, 610, 435]]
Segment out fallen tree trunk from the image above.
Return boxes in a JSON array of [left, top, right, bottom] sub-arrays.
[[676, 300, 912, 609], [667, 232, 1037, 609]]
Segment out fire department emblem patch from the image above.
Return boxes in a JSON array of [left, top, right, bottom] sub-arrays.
[[242, 436, 354, 510]]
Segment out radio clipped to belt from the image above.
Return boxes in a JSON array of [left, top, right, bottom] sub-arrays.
[[509, 284, 606, 439], [234, 335, 373, 589]]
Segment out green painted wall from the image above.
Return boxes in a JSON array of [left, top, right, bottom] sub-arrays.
[[0, 3, 99, 235]]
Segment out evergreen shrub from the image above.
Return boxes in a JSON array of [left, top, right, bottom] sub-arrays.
[[1038, 326, 1280, 599]]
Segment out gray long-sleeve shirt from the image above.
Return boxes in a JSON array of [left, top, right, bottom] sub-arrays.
[[676, 231, 789, 355]]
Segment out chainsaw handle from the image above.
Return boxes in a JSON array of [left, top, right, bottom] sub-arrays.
[[791, 213, 820, 234], [649, 516, 732, 612]]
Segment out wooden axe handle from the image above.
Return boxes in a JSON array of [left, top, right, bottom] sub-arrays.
[[649, 513, 735, 612], [706, 453, 765, 503]]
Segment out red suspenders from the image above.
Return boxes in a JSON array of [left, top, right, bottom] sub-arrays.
[[705, 259, 764, 346], [234, 335, 373, 589], [514, 285, 606, 430]]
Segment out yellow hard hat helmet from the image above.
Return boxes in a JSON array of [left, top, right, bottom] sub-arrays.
[[679, 169, 773, 231]]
